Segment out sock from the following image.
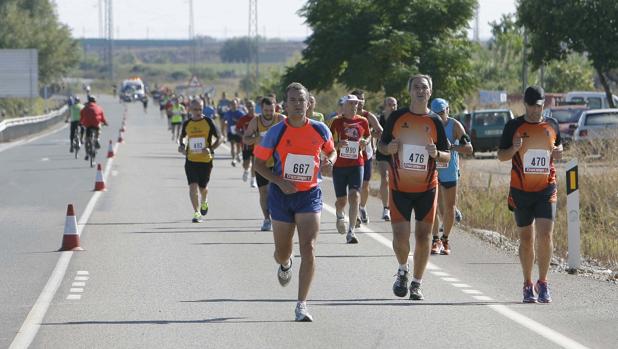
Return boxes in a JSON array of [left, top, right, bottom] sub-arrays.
[[384, 206, 389, 209], [399, 264, 409, 272], [441, 235, 448, 241], [538, 279, 547, 284], [412, 277, 422, 284], [282, 259, 291, 269], [297, 300, 307, 308], [360, 206, 365, 210], [336, 212, 344, 219]]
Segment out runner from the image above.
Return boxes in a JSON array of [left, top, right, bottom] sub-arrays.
[[223, 99, 246, 167], [170, 98, 186, 142], [429, 98, 473, 255], [497, 86, 562, 303], [177, 99, 222, 223], [217, 92, 231, 141], [66, 96, 84, 152], [253, 82, 336, 322], [329, 94, 370, 243], [351, 89, 383, 227], [378, 74, 450, 300], [243, 97, 286, 230], [306, 94, 325, 122], [236, 100, 257, 186], [376, 96, 398, 220]]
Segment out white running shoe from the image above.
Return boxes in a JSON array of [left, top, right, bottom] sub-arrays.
[[295, 302, 313, 322], [242, 170, 249, 182], [336, 216, 346, 234], [250, 177, 257, 188], [277, 259, 292, 287], [261, 218, 272, 231], [382, 207, 391, 221], [346, 230, 359, 244]]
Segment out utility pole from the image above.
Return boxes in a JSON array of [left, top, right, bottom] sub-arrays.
[[522, 28, 528, 91], [248, 0, 259, 87], [189, 0, 196, 73], [105, 0, 114, 82], [473, 3, 480, 42], [98, 0, 104, 38]]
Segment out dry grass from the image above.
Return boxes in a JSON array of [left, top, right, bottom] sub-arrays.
[[457, 139, 618, 269]]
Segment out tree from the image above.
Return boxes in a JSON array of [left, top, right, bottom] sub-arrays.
[[282, 0, 477, 109], [518, 0, 618, 107], [0, 0, 80, 84], [220, 37, 256, 63]]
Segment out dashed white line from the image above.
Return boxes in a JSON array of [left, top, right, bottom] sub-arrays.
[[462, 289, 484, 295], [441, 277, 460, 282], [66, 294, 81, 300], [430, 271, 451, 277], [76, 271, 89, 276], [321, 202, 590, 349], [69, 288, 84, 293], [74, 276, 89, 281], [72, 282, 86, 287]]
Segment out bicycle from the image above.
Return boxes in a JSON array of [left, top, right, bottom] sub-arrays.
[[84, 127, 98, 168], [72, 130, 81, 159]]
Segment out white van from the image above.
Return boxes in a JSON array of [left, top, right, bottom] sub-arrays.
[[565, 91, 618, 109]]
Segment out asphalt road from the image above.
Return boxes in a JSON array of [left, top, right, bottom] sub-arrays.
[[1, 96, 616, 349]]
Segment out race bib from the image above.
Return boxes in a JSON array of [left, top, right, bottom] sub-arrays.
[[189, 137, 205, 153], [283, 154, 315, 182], [523, 149, 550, 174], [401, 144, 428, 171], [340, 141, 360, 159], [365, 140, 374, 159]]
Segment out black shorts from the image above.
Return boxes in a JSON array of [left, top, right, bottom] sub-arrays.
[[228, 134, 242, 143], [508, 185, 557, 227], [242, 148, 254, 161], [363, 159, 373, 182], [439, 180, 457, 189], [184, 160, 213, 188], [256, 167, 272, 187], [375, 150, 390, 162], [390, 188, 437, 224]]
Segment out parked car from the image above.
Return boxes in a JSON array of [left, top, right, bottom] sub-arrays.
[[572, 109, 618, 143], [565, 91, 618, 109], [469, 109, 515, 153], [542, 105, 588, 145]]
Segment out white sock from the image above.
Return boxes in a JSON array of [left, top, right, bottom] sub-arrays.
[[282, 259, 291, 269], [336, 212, 344, 219], [297, 300, 307, 308], [412, 277, 422, 284], [360, 206, 365, 210], [399, 264, 409, 272]]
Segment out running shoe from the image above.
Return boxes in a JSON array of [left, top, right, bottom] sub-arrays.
[[277, 259, 292, 287], [431, 238, 443, 255], [295, 302, 313, 322], [336, 216, 346, 234], [455, 208, 463, 223], [355, 216, 361, 228], [192, 212, 203, 223], [200, 202, 209, 216], [94, 140, 101, 149], [261, 218, 272, 231], [409, 281, 424, 300], [242, 170, 249, 182], [359, 207, 368, 223], [522, 283, 538, 303], [382, 207, 391, 221], [441, 239, 451, 255], [392, 269, 409, 297], [231, 160, 236, 167], [346, 230, 359, 244], [70, 146, 74, 153], [250, 177, 257, 188], [535, 280, 552, 303]]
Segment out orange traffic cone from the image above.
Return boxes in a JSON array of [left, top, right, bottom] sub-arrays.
[[59, 204, 83, 251], [117, 129, 124, 143], [107, 140, 114, 158], [94, 163, 106, 191]]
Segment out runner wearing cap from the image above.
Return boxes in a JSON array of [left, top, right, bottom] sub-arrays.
[[429, 98, 473, 255], [498, 85, 562, 303], [329, 94, 371, 243], [254, 82, 336, 322]]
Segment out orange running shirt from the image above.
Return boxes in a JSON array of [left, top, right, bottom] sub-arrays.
[[499, 116, 561, 192], [380, 108, 449, 193]]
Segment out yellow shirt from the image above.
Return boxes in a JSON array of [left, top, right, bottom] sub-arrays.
[[181, 117, 217, 163]]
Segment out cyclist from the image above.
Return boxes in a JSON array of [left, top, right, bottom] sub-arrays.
[[66, 96, 84, 153], [79, 95, 108, 160]]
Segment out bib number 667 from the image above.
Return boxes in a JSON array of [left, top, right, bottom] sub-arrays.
[[293, 163, 310, 174]]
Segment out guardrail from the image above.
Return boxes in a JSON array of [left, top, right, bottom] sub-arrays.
[[0, 105, 68, 142]]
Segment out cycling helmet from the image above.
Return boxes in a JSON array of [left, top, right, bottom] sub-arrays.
[[88, 95, 97, 103]]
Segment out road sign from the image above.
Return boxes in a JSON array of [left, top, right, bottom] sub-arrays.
[[188, 75, 202, 88], [566, 158, 580, 271], [0, 49, 38, 98]]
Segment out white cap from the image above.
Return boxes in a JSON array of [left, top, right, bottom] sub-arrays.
[[341, 94, 360, 104]]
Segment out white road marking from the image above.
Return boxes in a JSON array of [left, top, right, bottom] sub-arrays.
[[322, 202, 590, 349], [71, 282, 85, 287], [111, 170, 119, 176], [66, 294, 81, 300], [76, 271, 89, 275], [463, 289, 484, 295], [452, 283, 472, 288], [430, 271, 451, 277], [41, 157, 49, 161], [10, 144, 119, 349], [441, 277, 460, 282], [69, 288, 84, 293]]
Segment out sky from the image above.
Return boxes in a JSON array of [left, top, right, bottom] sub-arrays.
[[54, 0, 517, 41]]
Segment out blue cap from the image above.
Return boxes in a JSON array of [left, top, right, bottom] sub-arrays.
[[430, 98, 448, 113]]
